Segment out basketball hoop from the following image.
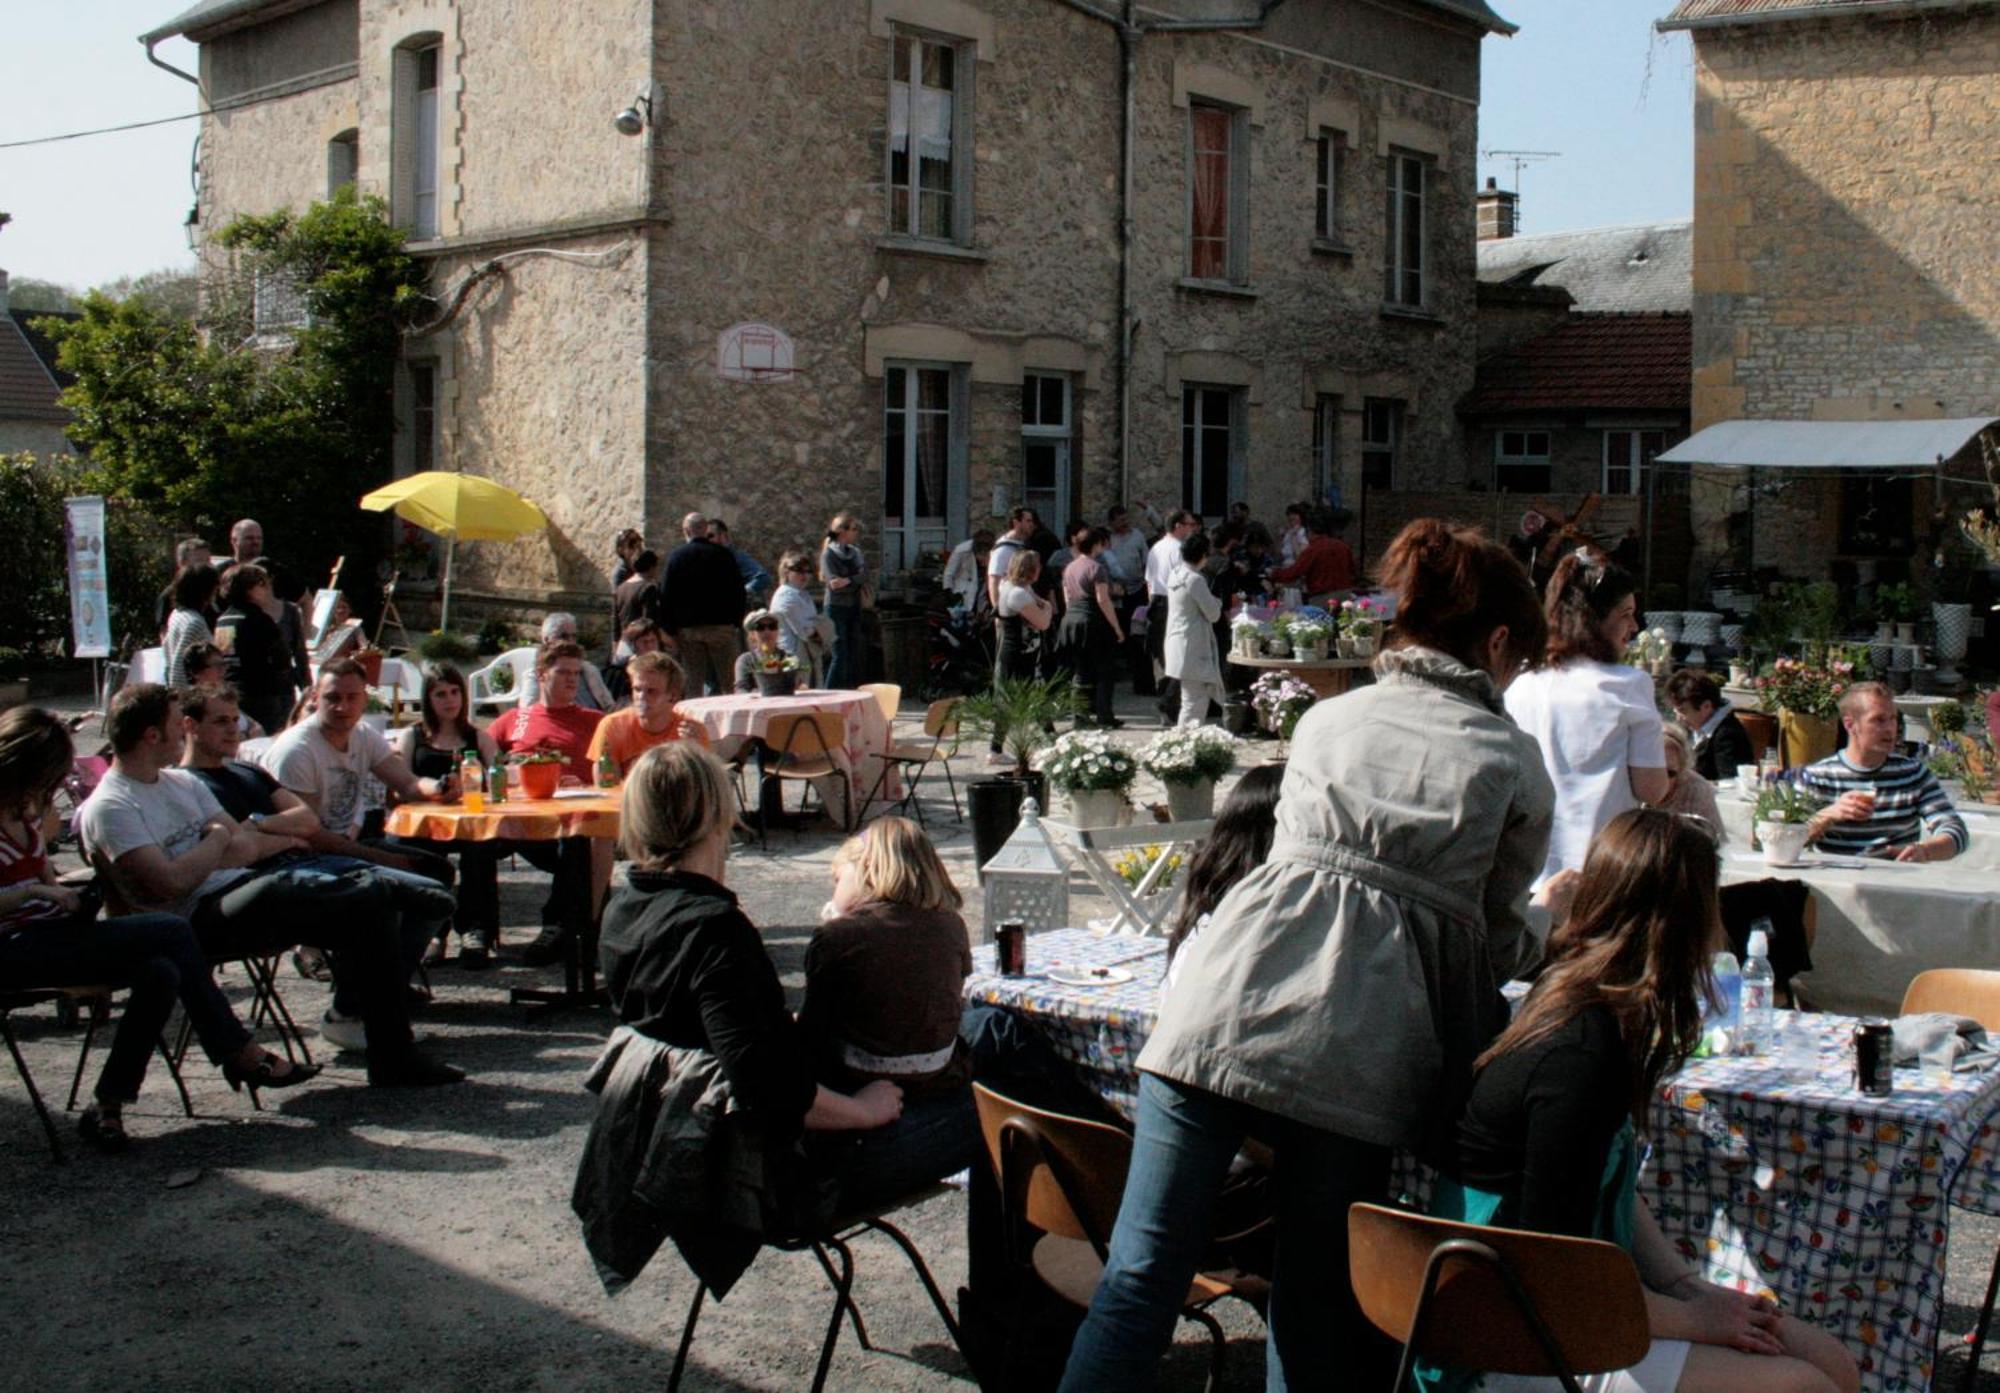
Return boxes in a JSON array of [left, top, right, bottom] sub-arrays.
[[716, 321, 797, 383]]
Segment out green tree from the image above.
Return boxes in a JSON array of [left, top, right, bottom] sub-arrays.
[[6, 277, 78, 313], [0, 453, 175, 660]]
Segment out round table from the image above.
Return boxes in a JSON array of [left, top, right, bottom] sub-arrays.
[[1226, 653, 1373, 699], [676, 688, 896, 827]]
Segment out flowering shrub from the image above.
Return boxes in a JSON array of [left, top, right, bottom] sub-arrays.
[[1039, 730, 1138, 793], [1139, 726, 1240, 785], [750, 647, 804, 673], [1337, 598, 1382, 638], [1113, 843, 1183, 892], [1250, 671, 1317, 740], [1755, 655, 1855, 720]]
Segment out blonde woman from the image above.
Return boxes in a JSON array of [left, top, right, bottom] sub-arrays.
[[819, 513, 868, 688], [1660, 723, 1725, 844]]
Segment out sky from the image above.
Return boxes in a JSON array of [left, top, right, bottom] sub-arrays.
[[0, 0, 1696, 292]]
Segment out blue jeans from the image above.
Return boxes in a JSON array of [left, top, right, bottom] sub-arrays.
[[0, 912, 251, 1103], [827, 605, 864, 689], [810, 1088, 979, 1215], [1059, 1073, 1393, 1392]]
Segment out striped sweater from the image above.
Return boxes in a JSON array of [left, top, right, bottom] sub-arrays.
[[1796, 751, 1968, 856]]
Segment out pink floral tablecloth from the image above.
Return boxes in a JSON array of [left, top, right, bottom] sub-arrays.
[[675, 689, 895, 828]]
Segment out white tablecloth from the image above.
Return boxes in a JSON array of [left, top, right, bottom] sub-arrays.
[[1717, 789, 2000, 873]]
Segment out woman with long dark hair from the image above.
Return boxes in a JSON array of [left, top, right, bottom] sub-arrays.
[[1505, 549, 1668, 885], [1164, 763, 1284, 979], [1062, 519, 1556, 1391], [1446, 808, 1857, 1393], [212, 563, 294, 735], [389, 663, 502, 966], [162, 563, 220, 689]]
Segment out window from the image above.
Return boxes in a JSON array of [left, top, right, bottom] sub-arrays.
[[1188, 102, 1247, 283], [1314, 131, 1344, 243], [1602, 429, 1667, 496], [1495, 430, 1552, 494], [409, 363, 437, 475], [1839, 475, 1914, 557], [392, 40, 442, 238], [252, 270, 308, 337], [1360, 398, 1402, 490], [888, 32, 971, 243], [1312, 395, 1340, 501], [1181, 385, 1242, 519], [884, 364, 964, 569], [1021, 373, 1071, 527], [1384, 151, 1427, 308], [327, 129, 358, 198]]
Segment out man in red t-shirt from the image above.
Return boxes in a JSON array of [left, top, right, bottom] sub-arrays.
[[490, 640, 605, 965], [1267, 505, 1357, 600]]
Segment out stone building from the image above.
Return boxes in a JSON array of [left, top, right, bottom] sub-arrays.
[[0, 270, 76, 458], [1657, 0, 2000, 582], [143, 0, 1514, 608]]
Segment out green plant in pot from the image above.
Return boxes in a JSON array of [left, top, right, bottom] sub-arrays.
[[1039, 729, 1137, 828], [961, 676, 1078, 876], [1877, 581, 1921, 632], [1751, 778, 1818, 868], [1138, 726, 1240, 821], [511, 748, 566, 800]]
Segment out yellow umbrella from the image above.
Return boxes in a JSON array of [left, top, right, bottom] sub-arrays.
[[360, 471, 549, 629]]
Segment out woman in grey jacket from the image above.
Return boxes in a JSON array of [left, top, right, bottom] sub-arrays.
[[1061, 519, 1556, 1392]]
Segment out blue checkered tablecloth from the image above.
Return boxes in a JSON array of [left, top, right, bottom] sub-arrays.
[[966, 928, 2000, 1393]]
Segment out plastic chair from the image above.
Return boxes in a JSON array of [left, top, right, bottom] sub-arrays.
[[128, 647, 166, 686], [763, 712, 852, 830], [1900, 969, 2000, 1391], [971, 1083, 1260, 1392], [859, 697, 964, 827], [1347, 1202, 1650, 1393], [468, 647, 537, 714]]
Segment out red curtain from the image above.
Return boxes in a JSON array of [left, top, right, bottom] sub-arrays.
[[1191, 108, 1231, 279]]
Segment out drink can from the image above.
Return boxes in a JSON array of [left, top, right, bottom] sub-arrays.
[[487, 761, 507, 805], [996, 919, 1027, 976], [1854, 1019, 1894, 1095]]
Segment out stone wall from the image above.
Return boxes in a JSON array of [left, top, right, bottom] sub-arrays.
[[198, 77, 360, 234]]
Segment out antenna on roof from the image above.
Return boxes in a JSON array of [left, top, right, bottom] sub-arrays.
[[1480, 150, 1561, 231]]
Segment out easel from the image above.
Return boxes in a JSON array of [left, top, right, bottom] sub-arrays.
[[376, 569, 413, 651]]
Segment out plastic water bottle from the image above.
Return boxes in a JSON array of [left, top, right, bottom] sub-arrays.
[[1740, 924, 1775, 1057], [1707, 947, 1742, 1055]]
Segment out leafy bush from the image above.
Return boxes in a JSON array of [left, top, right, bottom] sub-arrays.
[[416, 631, 481, 667], [476, 616, 521, 655], [0, 452, 175, 659]]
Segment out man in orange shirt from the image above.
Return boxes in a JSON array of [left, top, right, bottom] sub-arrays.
[[586, 652, 709, 776]]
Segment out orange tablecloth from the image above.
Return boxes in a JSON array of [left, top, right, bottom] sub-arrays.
[[385, 791, 621, 842]]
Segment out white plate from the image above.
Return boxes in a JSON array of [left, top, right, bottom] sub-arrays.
[[1046, 964, 1134, 988], [554, 786, 607, 799]]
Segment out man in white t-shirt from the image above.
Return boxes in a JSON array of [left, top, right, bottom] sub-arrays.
[[1144, 510, 1201, 721], [986, 507, 1040, 610], [79, 684, 463, 1087]]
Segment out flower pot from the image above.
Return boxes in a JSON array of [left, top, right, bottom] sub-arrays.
[[1896, 622, 1917, 644], [1232, 632, 1259, 658], [756, 669, 799, 697], [517, 761, 561, 800], [1222, 698, 1253, 736], [1650, 611, 1684, 642], [1728, 662, 1753, 688], [1757, 820, 1810, 867], [1164, 777, 1216, 822], [1298, 639, 1329, 662], [968, 773, 1050, 882], [1267, 637, 1292, 659], [1778, 710, 1838, 769], [355, 649, 384, 686], [1065, 787, 1127, 828], [1867, 641, 1894, 675], [1933, 602, 1971, 686], [1350, 637, 1376, 660], [1875, 623, 1895, 643]]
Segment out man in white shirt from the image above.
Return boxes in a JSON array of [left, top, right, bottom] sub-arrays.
[[1145, 510, 1200, 721], [78, 684, 463, 1087], [943, 529, 995, 612], [986, 507, 1040, 610]]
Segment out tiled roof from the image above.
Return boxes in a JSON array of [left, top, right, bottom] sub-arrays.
[[1461, 312, 1692, 415], [142, 0, 313, 44], [0, 310, 70, 425], [1660, 0, 1999, 30], [1477, 221, 1691, 313]]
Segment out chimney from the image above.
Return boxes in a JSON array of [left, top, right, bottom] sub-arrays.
[[1476, 177, 1518, 241]]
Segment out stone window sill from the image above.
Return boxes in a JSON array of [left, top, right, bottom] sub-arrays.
[[1380, 303, 1444, 325], [1311, 238, 1355, 259], [875, 236, 991, 264], [1176, 277, 1259, 300]]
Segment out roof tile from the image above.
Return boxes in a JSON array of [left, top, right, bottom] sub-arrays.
[[1461, 312, 1691, 415], [0, 312, 69, 425]]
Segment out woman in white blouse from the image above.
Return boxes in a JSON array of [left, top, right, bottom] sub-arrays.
[[1503, 550, 1668, 885]]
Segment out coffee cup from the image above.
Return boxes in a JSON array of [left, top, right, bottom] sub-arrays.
[[1737, 764, 1762, 796]]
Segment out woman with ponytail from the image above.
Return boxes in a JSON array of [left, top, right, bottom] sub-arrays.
[[1505, 548, 1668, 887], [1062, 518, 1556, 1392]]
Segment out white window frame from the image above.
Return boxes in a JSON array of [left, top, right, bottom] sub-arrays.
[[391, 39, 443, 240], [1186, 100, 1250, 285], [1603, 428, 1668, 496], [882, 361, 968, 570], [1384, 149, 1428, 309], [1181, 384, 1245, 520], [886, 28, 975, 245], [1314, 130, 1345, 244], [1021, 372, 1072, 524], [1360, 397, 1402, 491]]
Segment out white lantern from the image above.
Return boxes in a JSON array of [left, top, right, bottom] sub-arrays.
[[980, 799, 1070, 937]]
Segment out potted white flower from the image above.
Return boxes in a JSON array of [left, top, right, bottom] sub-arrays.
[[1231, 611, 1264, 659], [1139, 726, 1240, 821], [1265, 614, 1293, 659], [1039, 730, 1138, 828], [1337, 599, 1382, 658], [1288, 614, 1334, 662], [1751, 778, 1818, 867]]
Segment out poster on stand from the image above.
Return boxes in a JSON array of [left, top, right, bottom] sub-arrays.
[[64, 495, 113, 659]]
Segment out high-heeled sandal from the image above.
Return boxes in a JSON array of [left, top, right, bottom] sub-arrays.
[[222, 1052, 322, 1097], [77, 1105, 129, 1153]]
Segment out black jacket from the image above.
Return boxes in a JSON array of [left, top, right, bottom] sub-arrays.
[[660, 540, 748, 633], [1694, 709, 1756, 782]]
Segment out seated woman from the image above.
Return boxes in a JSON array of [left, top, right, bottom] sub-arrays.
[[389, 663, 504, 967], [1445, 807, 1857, 1393], [733, 610, 791, 693], [0, 706, 316, 1149], [799, 816, 981, 1212], [1164, 763, 1284, 987], [1659, 723, 1725, 845]]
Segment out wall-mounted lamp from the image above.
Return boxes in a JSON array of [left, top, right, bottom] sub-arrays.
[[614, 93, 653, 137], [183, 205, 200, 251]]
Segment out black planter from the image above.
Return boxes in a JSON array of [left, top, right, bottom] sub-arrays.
[[968, 772, 1050, 881], [1222, 698, 1252, 736], [756, 670, 799, 697]]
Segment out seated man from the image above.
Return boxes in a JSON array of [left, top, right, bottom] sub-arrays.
[[77, 684, 463, 1086], [1666, 668, 1756, 781], [491, 640, 605, 964], [1799, 681, 1966, 863], [586, 651, 708, 779]]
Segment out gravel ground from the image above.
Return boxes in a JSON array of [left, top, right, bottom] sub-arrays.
[[3, 690, 1998, 1391]]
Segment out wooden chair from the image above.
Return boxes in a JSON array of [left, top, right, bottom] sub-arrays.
[[857, 681, 902, 729], [763, 712, 852, 831], [971, 1083, 1261, 1392], [1348, 1202, 1650, 1393], [860, 696, 965, 827], [1899, 969, 2000, 1391]]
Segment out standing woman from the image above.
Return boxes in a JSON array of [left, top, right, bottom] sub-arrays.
[[1059, 525, 1125, 729], [1061, 519, 1553, 1391], [390, 662, 503, 965], [212, 564, 295, 735], [820, 514, 868, 689], [989, 549, 1054, 760], [770, 550, 830, 687], [1504, 549, 1668, 886], [1164, 533, 1224, 727], [163, 564, 220, 689]]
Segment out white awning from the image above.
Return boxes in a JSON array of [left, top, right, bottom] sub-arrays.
[[1655, 417, 1999, 470]]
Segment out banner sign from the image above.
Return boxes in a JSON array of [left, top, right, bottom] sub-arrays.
[[64, 494, 112, 659]]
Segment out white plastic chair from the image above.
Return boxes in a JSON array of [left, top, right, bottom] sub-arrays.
[[468, 647, 537, 714], [129, 648, 165, 685]]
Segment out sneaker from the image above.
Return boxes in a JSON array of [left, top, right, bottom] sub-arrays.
[[320, 1008, 369, 1053], [367, 1050, 467, 1088], [518, 927, 572, 968], [459, 931, 493, 969]]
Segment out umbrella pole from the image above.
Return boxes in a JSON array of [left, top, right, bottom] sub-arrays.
[[440, 534, 457, 632]]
